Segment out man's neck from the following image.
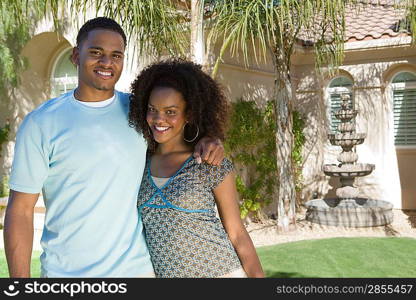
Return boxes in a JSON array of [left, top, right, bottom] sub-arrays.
[[74, 87, 115, 102]]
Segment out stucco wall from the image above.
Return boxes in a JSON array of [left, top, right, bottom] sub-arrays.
[[292, 44, 416, 209], [1, 32, 69, 180], [396, 148, 416, 209], [216, 63, 274, 105]]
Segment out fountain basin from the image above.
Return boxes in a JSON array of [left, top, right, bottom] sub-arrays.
[[338, 122, 355, 132], [328, 133, 366, 147], [323, 163, 375, 177], [334, 109, 357, 121], [304, 198, 393, 227]]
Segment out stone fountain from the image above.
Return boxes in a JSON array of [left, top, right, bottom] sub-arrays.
[[305, 93, 393, 227]]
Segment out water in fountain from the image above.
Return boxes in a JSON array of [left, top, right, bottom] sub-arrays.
[[304, 93, 393, 227]]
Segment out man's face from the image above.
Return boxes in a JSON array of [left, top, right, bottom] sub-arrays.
[[72, 29, 125, 93]]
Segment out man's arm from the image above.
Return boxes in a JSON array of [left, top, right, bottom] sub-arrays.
[[193, 136, 224, 166], [3, 190, 39, 278]]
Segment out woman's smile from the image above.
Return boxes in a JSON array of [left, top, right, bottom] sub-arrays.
[[153, 125, 171, 134]]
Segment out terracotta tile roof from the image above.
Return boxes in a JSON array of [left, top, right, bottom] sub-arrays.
[[298, 0, 410, 45], [345, 0, 409, 42]]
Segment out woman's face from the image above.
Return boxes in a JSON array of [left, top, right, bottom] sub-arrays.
[[146, 87, 188, 146]]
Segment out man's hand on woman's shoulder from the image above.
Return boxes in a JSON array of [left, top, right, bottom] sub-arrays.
[[193, 136, 224, 166]]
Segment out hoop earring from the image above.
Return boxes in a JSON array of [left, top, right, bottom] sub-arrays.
[[183, 123, 199, 143]]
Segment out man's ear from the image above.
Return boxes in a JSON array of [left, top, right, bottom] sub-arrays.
[[71, 47, 80, 66]]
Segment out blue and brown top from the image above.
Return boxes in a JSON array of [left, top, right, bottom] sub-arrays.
[[137, 155, 242, 278]]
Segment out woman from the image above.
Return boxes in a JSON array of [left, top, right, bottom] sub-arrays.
[[129, 59, 264, 278]]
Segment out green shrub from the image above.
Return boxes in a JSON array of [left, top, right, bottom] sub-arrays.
[[225, 99, 277, 219], [0, 176, 9, 198], [0, 122, 9, 149], [225, 99, 306, 219], [0, 122, 10, 198]]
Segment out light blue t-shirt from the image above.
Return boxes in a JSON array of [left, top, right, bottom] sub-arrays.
[[9, 90, 154, 277]]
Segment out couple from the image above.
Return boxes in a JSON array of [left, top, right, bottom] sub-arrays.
[[4, 17, 264, 278]]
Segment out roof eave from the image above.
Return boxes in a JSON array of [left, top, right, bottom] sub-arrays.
[[294, 35, 413, 55]]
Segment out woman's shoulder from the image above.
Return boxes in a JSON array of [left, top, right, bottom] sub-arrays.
[[199, 157, 233, 170], [194, 157, 234, 188]]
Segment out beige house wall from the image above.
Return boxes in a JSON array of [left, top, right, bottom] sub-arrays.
[[210, 39, 275, 105], [2, 32, 67, 177], [216, 63, 274, 104], [292, 43, 416, 209], [396, 148, 416, 209]]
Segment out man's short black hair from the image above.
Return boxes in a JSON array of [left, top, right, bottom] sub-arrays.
[[76, 17, 127, 47]]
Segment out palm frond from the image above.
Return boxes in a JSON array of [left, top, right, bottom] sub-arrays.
[[70, 0, 188, 57], [209, 0, 365, 77]]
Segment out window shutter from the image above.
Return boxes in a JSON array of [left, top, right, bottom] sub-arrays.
[[393, 88, 416, 146], [330, 93, 341, 133]]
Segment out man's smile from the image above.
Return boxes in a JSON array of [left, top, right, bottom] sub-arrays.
[[94, 69, 114, 79]]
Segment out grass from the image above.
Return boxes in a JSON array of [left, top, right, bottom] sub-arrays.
[[0, 237, 415, 278], [257, 237, 416, 278], [0, 250, 41, 278]]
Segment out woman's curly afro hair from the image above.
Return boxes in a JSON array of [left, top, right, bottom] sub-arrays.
[[129, 58, 230, 152]]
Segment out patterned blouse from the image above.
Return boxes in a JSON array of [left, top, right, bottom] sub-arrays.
[[137, 155, 242, 278]]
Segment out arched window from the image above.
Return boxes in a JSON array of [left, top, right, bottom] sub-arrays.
[[50, 48, 77, 98], [391, 71, 416, 146], [327, 76, 354, 133]]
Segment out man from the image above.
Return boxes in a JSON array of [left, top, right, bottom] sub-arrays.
[[4, 17, 224, 277]]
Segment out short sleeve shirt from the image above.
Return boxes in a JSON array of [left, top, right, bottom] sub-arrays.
[[138, 156, 242, 278], [9, 90, 153, 277]]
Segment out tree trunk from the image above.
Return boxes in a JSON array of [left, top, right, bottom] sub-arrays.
[[190, 0, 205, 65], [273, 61, 297, 232]]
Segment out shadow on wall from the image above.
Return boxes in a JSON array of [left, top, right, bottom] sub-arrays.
[[293, 67, 332, 204], [356, 70, 391, 154], [403, 210, 416, 228], [216, 65, 274, 107]]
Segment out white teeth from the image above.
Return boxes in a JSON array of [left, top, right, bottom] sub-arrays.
[[96, 70, 112, 76], [155, 126, 170, 132]]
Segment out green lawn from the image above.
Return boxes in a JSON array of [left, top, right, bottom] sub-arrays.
[[1, 237, 415, 278], [0, 250, 41, 278], [257, 237, 416, 278]]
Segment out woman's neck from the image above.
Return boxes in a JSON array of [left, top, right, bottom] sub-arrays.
[[155, 142, 192, 156]]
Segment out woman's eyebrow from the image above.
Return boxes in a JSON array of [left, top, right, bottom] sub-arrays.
[[148, 104, 179, 109]]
